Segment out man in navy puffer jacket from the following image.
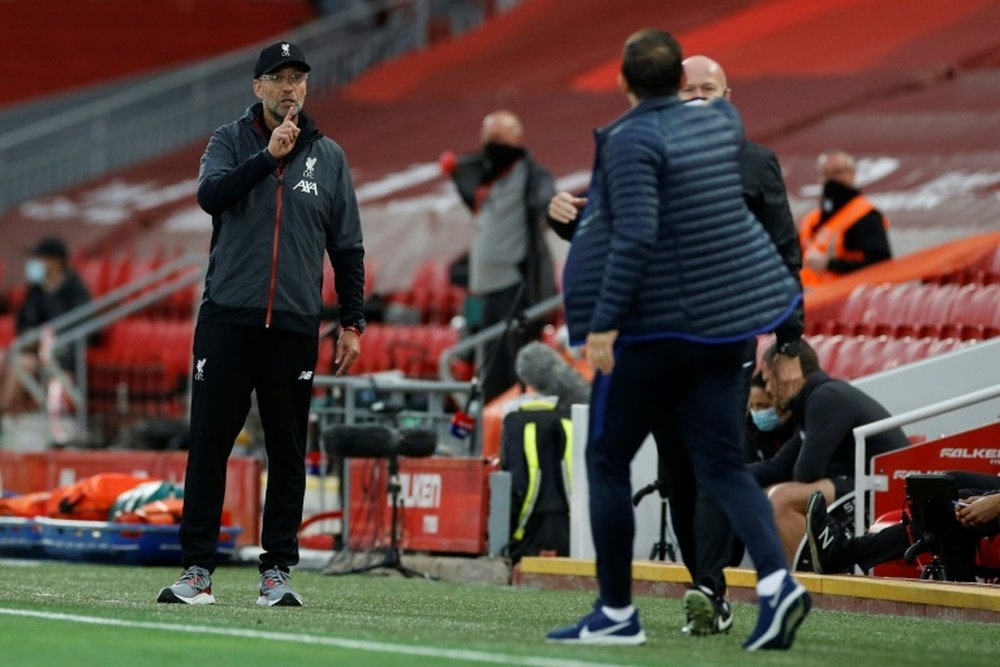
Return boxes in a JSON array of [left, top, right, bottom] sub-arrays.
[[545, 29, 809, 651]]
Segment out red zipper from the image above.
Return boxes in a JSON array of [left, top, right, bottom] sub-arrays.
[[265, 163, 285, 328]]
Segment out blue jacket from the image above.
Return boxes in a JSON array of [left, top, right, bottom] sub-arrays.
[[562, 96, 800, 346]]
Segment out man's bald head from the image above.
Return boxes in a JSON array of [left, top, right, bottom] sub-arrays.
[[817, 150, 856, 187], [480, 110, 524, 147], [679, 55, 730, 101]]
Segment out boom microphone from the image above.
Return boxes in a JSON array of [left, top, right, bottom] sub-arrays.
[[515, 342, 590, 408], [322, 424, 437, 459], [397, 428, 437, 458]]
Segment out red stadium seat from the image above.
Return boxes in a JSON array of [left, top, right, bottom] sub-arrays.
[[964, 244, 1000, 285], [0, 314, 15, 347], [881, 336, 913, 372], [855, 336, 890, 377], [914, 284, 959, 338], [942, 284, 978, 339], [5, 283, 26, 314], [316, 336, 335, 376], [805, 334, 841, 373], [364, 258, 378, 298], [322, 261, 337, 307], [925, 337, 959, 359], [86, 317, 195, 421], [874, 283, 923, 337], [853, 283, 895, 336], [959, 284, 1000, 339], [901, 336, 934, 363], [829, 335, 866, 379], [815, 283, 874, 336], [75, 257, 111, 296]]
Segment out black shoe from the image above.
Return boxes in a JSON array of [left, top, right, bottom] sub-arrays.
[[806, 491, 852, 574], [681, 585, 733, 636]]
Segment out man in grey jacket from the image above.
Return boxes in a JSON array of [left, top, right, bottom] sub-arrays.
[[159, 41, 366, 608]]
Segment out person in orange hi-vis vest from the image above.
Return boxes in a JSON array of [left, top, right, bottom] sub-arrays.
[[799, 150, 892, 287]]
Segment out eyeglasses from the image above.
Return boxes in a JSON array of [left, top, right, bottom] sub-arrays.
[[258, 72, 308, 85]]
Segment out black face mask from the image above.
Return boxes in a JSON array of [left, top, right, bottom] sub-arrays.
[[480, 142, 525, 183], [821, 179, 859, 216]]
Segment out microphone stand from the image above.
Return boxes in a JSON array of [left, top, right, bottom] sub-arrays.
[[328, 403, 435, 580], [473, 282, 528, 393], [453, 281, 529, 449], [632, 478, 677, 562], [328, 450, 434, 579]]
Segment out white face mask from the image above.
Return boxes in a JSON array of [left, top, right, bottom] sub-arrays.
[[25, 258, 46, 284]]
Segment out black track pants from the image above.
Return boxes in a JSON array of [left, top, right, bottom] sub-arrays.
[[180, 321, 317, 572]]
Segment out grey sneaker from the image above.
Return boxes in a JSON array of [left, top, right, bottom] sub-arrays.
[[682, 585, 733, 636], [157, 566, 215, 605], [257, 567, 303, 607]]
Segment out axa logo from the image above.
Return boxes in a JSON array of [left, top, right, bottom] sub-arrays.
[[297, 370, 314, 381], [194, 358, 206, 381], [293, 179, 318, 196], [303, 157, 317, 179], [281, 43, 291, 57]]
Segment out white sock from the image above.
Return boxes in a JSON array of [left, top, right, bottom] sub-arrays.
[[601, 604, 635, 622], [756, 569, 788, 597]]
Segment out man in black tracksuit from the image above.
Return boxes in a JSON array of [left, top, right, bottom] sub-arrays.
[[158, 41, 366, 608], [753, 341, 909, 564], [665, 54, 805, 636]]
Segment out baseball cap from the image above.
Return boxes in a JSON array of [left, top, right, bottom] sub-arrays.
[[254, 41, 311, 78], [31, 237, 68, 261]]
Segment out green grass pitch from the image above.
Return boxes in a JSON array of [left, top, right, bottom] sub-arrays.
[[0, 561, 995, 667]]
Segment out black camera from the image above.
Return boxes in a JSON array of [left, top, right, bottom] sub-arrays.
[[905, 473, 960, 541], [903, 474, 971, 580]]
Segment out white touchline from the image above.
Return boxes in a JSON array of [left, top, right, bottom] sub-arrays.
[[0, 607, 636, 667]]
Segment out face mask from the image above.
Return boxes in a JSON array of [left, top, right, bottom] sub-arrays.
[[821, 179, 856, 213], [25, 259, 46, 284], [480, 142, 526, 183], [750, 407, 782, 432]]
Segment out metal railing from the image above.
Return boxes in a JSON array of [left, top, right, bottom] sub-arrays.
[[851, 382, 1000, 540], [437, 294, 564, 385], [1, 0, 517, 213], [7, 254, 207, 437]]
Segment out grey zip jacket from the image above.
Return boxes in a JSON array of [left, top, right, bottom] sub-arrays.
[[196, 103, 365, 337]]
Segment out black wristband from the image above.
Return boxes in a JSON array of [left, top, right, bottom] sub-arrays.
[[778, 339, 801, 357]]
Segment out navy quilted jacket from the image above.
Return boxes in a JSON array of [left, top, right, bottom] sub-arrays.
[[562, 95, 800, 345]]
